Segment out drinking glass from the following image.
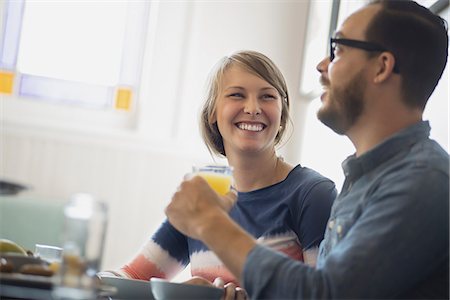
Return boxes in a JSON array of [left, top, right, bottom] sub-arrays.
[[53, 193, 108, 299], [192, 165, 233, 195], [35, 244, 62, 273]]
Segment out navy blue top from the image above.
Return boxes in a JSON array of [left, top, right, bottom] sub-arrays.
[[148, 165, 336, 282]]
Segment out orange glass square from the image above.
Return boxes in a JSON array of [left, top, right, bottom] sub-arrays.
[[0, 71, 15, 94], [115, 88, 132, 110]]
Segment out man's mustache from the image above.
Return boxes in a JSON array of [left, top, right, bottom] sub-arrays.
[[320, 76, 330, 87]]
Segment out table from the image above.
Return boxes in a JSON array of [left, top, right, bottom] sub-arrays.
[[0, 284, 53, 300], [0, 280, 115, 300]]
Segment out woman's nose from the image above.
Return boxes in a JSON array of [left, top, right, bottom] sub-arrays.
[[243, 96, 261, 115]]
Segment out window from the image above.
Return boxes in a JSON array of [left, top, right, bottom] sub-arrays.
[[299, 0, 369, 190], [423, 2, 449, 151], [0, 0, 149, 111]]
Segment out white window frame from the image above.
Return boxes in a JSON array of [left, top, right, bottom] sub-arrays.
[[0, 0, 150, 132]]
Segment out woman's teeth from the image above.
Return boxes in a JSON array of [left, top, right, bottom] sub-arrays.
[[237, 123, 264, 132]]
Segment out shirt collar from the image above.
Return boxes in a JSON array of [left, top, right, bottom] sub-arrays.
[[342, 121, 430, 180]]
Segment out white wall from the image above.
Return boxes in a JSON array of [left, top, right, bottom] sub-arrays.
[[0, 0, 309, 274]]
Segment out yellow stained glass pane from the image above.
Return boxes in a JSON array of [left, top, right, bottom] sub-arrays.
[[115, 88, 132, 110], [0, 71, 15, 94]]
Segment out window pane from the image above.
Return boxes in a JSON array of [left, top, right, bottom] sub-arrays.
[[17, 1, 127, 86], [299, 1, 332, 95], [423, 61, 449, 151], [20, 74, 113, 108], [0, 0, 25, 69], [415, 0, 440, 7], [302, 99, 354, 191]]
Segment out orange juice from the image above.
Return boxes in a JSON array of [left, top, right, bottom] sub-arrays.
[[193, 165, 233, 195], [198, 172, 232, 195]]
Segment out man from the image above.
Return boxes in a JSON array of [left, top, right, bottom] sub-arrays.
[[166, 0, 449, 298]]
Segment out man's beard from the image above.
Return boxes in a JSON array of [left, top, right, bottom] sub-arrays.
[[317, 71, 366, 135]]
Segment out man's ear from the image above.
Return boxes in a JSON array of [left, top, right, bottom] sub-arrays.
[[373, 52, 397, 83]]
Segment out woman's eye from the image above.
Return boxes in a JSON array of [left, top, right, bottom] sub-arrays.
[[262, 94, 276, 100], [228, 93, 244, 98]]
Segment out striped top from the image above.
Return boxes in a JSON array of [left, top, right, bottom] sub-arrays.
[[120, 165, 336, 284]]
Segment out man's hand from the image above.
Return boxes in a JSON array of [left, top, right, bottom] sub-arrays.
[[166, 175, 257, 283], [165, 176, 236, 239]]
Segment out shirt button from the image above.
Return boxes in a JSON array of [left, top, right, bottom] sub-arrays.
[[337, 225, 342, 234], [328, 220, 335, 229]]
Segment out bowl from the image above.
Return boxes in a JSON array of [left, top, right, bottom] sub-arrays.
[[100, 276, 154, 299], [150, 278, 223, 300]]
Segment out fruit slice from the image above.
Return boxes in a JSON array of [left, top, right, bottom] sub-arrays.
[[0, 239, 27, 255]]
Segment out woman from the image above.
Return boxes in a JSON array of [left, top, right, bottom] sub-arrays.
[[101, 50, 336, 284]]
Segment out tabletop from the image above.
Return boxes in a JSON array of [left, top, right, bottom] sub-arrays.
[[0, 280, 115, 300]]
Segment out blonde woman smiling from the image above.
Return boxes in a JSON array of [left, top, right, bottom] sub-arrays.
[[101, 50, 336, 286]]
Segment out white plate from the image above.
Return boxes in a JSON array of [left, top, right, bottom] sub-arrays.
[[150, 278, 223, 300], [100, 276, 154, 299]]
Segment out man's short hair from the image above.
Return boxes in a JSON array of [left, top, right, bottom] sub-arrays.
[[367, 0, 448, 110]]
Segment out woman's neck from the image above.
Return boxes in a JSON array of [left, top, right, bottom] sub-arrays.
[[227, 151, 293, 192]]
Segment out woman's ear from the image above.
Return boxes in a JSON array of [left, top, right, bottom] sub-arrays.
[[373, 52, 397, 83], [209, 111, 217, 124]]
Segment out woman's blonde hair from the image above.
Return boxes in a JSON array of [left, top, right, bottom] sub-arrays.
[[200, 50, 290, 157]]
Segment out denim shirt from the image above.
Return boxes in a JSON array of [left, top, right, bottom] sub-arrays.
[[243, 121, 449, 299]]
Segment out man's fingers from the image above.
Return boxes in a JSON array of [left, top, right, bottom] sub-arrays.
[[227, 187, 238, 199], [221, 189, 238, 211], [183, 172, 195, 181]]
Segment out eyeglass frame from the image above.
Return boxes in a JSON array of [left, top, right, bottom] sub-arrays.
[[330, 37, 400, 73]]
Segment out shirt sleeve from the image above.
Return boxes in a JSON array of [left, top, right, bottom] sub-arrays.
[[296, 180, 336, 250], [121, 219, 190, 280], [243, 167, 449, 299]]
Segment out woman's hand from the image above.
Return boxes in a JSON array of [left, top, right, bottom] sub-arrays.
[[213, 278, 248, 300], [183, 276, 248, 300]]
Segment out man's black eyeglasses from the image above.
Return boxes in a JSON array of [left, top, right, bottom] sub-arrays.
[[330, 38, 399, 73]]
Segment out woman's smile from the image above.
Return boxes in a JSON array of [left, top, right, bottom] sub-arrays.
[[235, 122, 266, 132]]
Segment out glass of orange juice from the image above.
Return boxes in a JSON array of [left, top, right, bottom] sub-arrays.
[[192, 165, 233, 195]]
